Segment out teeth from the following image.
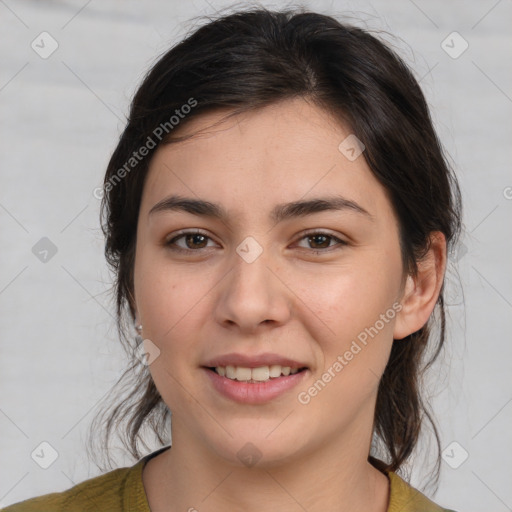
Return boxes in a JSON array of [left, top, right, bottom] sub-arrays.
[[214, 364, 302, 381], [235, 367, 252, 381], [269, 364, 282, 378], [251, 366, 269, 381], [226, 365, 236, 379]]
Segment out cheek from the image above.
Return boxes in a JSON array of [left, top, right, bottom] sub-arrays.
[[296, 263, 400, 342], [135, 244, 213, 326], [135, 267, 213, 411], [296, 262, 401, 405], [134, 254, 208, 360]]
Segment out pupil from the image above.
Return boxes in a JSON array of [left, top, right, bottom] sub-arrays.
[[187, 234, 207, 249], [311, 235, 329, 248]]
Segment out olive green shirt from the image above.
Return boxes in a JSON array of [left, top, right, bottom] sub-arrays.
[[1, 447, 456, 511]]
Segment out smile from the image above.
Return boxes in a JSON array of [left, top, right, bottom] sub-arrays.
[[203, 366, 308, 404], [211, 364, 303, 382]]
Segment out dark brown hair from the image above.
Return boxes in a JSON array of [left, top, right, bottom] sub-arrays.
[[87, 6, 462, 488]]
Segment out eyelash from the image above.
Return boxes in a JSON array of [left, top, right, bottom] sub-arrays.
[[164, 229, 347, 255]]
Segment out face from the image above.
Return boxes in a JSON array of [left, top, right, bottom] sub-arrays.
[[133, 98, 406, 468]]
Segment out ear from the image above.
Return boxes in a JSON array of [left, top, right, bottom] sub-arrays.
[[393, 231, 447, 340]]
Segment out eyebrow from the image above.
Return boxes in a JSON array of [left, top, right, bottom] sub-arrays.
[[148, 194, 374, 223]]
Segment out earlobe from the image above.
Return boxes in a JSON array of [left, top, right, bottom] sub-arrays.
[[393, 232, 447, 340]]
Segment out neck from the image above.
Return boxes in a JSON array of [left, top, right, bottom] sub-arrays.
[[143, 420, 389, 512]]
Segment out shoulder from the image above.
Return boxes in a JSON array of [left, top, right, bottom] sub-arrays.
[[1, 460, 147, 512], [387, 471, 458, 512]]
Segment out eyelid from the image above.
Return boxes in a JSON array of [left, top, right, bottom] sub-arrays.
[[296, 228, 343, 240], [293, 229, 347, 251], [164, 229, 347, 253], [164, 228, 216, 246]]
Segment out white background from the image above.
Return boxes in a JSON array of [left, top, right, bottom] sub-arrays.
[[0, 1, 511, 510]]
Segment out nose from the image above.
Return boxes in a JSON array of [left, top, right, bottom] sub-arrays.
[[213, 246, 292, 334]]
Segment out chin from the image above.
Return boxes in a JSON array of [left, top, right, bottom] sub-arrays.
[[201, 421, 311, 470]]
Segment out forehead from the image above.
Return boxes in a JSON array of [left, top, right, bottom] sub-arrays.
[[140, 98, 393, 226]]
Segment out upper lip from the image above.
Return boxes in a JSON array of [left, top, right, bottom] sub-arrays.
[[203, 352, 308, 369]]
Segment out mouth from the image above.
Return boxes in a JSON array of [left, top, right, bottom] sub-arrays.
[[202, 355, 310, 404], [205, 364, 308, 383]]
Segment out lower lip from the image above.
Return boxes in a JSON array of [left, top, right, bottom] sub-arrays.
[[203, 368, 308, 404]]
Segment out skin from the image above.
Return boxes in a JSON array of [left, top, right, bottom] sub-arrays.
[[132, 97, 446, 512]]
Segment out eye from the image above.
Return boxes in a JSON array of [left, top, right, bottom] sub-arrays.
[[164, 230, 347, 255], [165, 230, 217, 253], [295, 231, 347, 253]]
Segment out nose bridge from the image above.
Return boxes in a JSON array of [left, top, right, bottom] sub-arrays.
[[215, 236, 290, 329]]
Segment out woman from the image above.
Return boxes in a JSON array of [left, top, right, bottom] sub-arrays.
[[3, 7, 461, 512]]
